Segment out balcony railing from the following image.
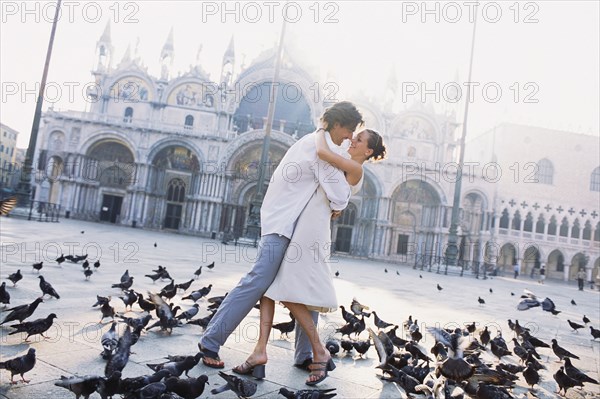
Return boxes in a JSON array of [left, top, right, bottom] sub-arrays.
[[46, 110, 237, 140]]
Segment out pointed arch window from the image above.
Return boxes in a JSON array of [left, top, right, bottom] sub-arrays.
[[167, 178, 186, 203], [582, 221, 592, 240], [571, 219, 580, 238], [499, 209, 509, 229], [512, 211, 521, 230], [535, 214, 545, 234], [559, 217, 569, 237], [184, 115, 194, 129], [523, 212, 533, 232], [547, 216, 557, 236], [124, 107, 133, 123], [536, 158, 553, 184], [591, 167, 600, 191]]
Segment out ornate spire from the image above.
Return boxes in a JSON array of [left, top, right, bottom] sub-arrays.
[[220, 36, 235, 86], [95, 21, 113, 72], [160, 27, 175, 80]]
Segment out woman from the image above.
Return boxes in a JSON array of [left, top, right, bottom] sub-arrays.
[[232, 127, 386, 385]]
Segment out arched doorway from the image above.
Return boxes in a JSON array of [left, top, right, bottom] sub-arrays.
[[335, 203, 358, 253], [547, 249, 565, 280], [498, 243, 517, 273], [391, 180, 441, 260], [523, 245, 541, 277], [164, 178, 186, 229], [87, 140, 135, 223], [151, 145, 200, 230], [570, 253, 588, 280]]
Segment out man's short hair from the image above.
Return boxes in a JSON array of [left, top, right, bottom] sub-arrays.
[[321, 101, 364, 132]]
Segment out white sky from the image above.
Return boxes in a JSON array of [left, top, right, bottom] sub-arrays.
[[1, 0, 599, 148]]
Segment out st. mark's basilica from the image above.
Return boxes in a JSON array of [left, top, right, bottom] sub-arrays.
[[32, 25, 599, 282]]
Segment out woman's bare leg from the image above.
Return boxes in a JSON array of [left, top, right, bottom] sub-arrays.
[[282, 301, 331, 383], [235, 296, 273, 368]]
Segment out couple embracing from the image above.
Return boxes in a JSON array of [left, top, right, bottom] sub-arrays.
[[198, 101, 386, 385]]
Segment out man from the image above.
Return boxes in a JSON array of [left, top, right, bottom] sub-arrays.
[[576, 269, 585, 291], [199, 101, 364, 368]]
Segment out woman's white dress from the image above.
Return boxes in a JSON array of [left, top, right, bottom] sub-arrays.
[[264, 176, 363, 312]]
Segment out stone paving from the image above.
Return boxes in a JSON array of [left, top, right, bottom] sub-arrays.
[[0, 217, 599, 398]]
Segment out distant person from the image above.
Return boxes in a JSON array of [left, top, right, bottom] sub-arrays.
[[576, 269, 585, 291], [538, 265, 546, 284], [513, 260, 520, 279]]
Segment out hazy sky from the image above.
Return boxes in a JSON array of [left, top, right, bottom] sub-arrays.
[[2, 1, 599, 148]]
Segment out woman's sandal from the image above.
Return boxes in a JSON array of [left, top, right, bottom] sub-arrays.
[[305, 358, 336, 386], [232, 360, 266, 379], [197, 343, 225, 369]]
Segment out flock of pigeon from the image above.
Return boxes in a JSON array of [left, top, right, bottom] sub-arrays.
[[0, 239, 599, 398]]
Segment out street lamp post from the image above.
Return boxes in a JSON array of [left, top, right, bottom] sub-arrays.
[[445, 9, 478, 266], [15, 0, 62, 207], [245, 20, 287, 242]]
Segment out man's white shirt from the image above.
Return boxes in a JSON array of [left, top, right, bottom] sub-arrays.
[[261, 131, 351, 239]]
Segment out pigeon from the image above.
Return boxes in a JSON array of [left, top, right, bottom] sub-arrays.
[[419, 274, 422, 278], [490, 339, 512, 360], [93, 260, 101, 270], [384, 268, 388, 273], [583, 315, 590, 324], [436, 284, 443, 292], [0, 348, 36, 384], [56, 254, 65, 265], [489, 288, 493, 294], [119, 369, 172, 394], [551, 339, 580, 360], [1, 297, 44, 325], [145, 272, 163, 283], [82, 260, 90, 269], [426, 327, 474, 381], [325, 339, 340, 356], [105, 325, 133, 377], [164, 375, 210, 399], [340, 339, 354, 353], [83, 268, 93, 280], [591, 326, 600, 340], [478, 297, 485, 305], [567, 319, 585, 332], [372, 311, 393, 330], [137, 381, 166, 399], [38, 276, 60, 299], [154, 242, 157, 247], [554, 366, 583, 395], [193, 265, 203, 279], [564, 357, 599, 385], [206, 262, 215, 270], [352, 339, 371, 357], [540, 297, 561, 315], [350, 298, 370, 316], [479, 326, 491, 346], [120, 269, 130, 283], [119, 289, 138, 311], [112, 277, 134, 291], [7, 269, 23, 286], [465, 322, 476, 334], [9, 313, 57, 341], [339, 306, 359, 324], [118, 313, 153, 331], [96, 371, 122, 399], [571, 299, 577, 305], [520, 331, 550, 348], [146, 291, 178, 333], [136, 293, 156, 312], [334, 271, 339, 277], [0, 196, 17, 215], [99, 301, 116, 323], [32, 262, 43, 273], [278, 387, 337, 399], [182, 284, 213, 302], [92, 295, 110, 308], [0, 281, 10, 306], [147, 354, 203, 378], [176, 304, 200, 321], [272, 315, 296, 339], [176, 279, 194, 292], [211, 371, 257, 397], [55, 374, 102, 398], [186, 311, 215, 329], [101, 322, 119, 360]]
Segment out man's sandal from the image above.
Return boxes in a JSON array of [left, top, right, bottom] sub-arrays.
[[197, 343, 225, 369], [232, 360, 266, 379], [305, 358, 336, 386]]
